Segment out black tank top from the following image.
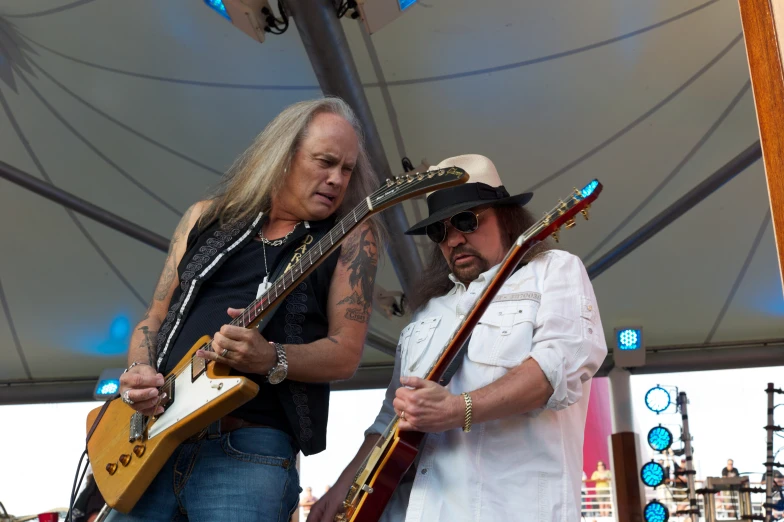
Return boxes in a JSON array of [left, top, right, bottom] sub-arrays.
[[163, 226, 338, 437]]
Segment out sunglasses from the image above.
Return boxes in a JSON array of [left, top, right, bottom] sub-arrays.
[[425, 208, 492, 243]]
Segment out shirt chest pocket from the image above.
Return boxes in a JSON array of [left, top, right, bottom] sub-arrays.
[[398, 316, 442, 377], [468, 299, 539, 368]]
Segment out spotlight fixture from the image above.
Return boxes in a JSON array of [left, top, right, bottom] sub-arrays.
[[640, 460, 666, 488], [93, 368, 124, 401], [645, 385, 671, 414], [356, 0, 418, 34], [613, 326, 645, 367], [644, 500, 669, 522], [203, 0, 274, 42], [647, 425, 674, 452]]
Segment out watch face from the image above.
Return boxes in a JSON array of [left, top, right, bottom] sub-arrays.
[[268, 367, 287, 385]]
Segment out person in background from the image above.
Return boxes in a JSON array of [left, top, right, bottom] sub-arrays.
[[590, 461, 612, 517], [300, 487, 320, 519]]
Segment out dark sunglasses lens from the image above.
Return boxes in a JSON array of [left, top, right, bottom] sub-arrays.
[[426, 222, 446, 243], [451, 211, 479, 233]]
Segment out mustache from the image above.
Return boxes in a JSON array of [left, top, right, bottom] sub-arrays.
[[450, 246, 482, 266]]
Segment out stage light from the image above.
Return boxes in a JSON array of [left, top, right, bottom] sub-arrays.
[[93, 368, 124, 401], [614, 326, 645, 367], [647, 425, 674, 452], [204, 0, 231, 20], [641, 461, 666, 488], [357, 0, 418, 34], [617, 328, 641, 350], [644, 500, 669, 522], [580, 179, 600, 198], [645, 385, 671, 414]]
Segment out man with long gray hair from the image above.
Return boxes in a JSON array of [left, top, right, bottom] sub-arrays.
[[112, 98, 379, 521], [310, 154, 607, 522]]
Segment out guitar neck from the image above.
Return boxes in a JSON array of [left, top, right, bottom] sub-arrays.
[[234, 204, 371, 330]]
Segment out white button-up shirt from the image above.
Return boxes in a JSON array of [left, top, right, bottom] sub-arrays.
[[366, 250, 607, 522]]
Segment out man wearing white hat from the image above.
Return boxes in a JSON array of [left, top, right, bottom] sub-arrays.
[[309, 155, 607, 522]]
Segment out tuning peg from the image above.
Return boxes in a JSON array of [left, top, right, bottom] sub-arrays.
[[552, 229, 560, 243], [396, 176, 404, 184], [565, 218, 576, 229], [416, 172, 424, 180], [386, 178, 394, 187], [106, 462, 118, 475], [119, 454, 132, 467], [557, 200, 567, 216], [581, 206, 590, 220], [133, 445, 146, 457]]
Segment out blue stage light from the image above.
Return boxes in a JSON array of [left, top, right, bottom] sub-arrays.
[[644, 500, 669, 522], [645, 385, 671, 414], [617, 328, 641, 350], [93, 368, 124, 400], [96, 379, 119, 396], [647, 425, 674, 452], [641, 461, 666, 488], [580, 179, 599, 198], [204, 0, 231, 20]]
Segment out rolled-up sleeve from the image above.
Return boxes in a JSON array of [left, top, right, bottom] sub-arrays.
[[527, 252, 607, 411]]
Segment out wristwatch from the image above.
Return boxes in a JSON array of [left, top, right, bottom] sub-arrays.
[[267, 342, 288, 385]]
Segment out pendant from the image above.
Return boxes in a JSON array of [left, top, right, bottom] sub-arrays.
[[257, 276, 273, 298]]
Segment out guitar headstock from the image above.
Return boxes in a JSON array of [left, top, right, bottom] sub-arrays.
[[367, 167, 469, 213], [524, 179, 603, 244]]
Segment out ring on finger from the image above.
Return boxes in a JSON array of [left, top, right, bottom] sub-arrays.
[[400, 410, 406, 420], [122, 390, 135, 406], [221, 348, 229, 357]]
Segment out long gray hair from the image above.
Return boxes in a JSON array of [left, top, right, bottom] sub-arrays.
[[408, 204, 551, 311], [201, 97, 377, 226]]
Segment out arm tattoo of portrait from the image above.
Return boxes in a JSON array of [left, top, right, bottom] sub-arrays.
[[337, 227, 378, 323], [138, 325, 159, 366], [153, 204, 195, 302]]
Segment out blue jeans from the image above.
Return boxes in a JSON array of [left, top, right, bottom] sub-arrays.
[[107, 427, 300, 522]]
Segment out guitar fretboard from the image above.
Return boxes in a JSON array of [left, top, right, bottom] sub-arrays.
[[233, 204, 372, 329]]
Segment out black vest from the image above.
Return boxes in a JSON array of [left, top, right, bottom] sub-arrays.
[[155, 213, 340, 455]]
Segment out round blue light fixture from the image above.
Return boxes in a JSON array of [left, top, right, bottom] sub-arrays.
[[647, 425, 674, 452], [645, 385, 671, 414], [641, 461, 666, 488], [96, 379, 119, 396], [644, 500, 669, 522]]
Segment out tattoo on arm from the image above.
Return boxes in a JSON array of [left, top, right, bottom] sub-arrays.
[[153, 204, 196, 302], [138, 325, 158, 366], [337, 227, 378, 323]]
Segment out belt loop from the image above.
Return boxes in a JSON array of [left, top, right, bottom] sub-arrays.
[[206, 419, 221, 440]]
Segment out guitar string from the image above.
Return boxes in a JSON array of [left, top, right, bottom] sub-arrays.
[[147, 169, 462, 403]]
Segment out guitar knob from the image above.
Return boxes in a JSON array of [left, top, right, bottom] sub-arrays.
[[133, 445, 146, 457], [119, 454, 132, 467], [106, 462, 118, 475], [565, 218, 576, 229], [581, 207, 590, 220]]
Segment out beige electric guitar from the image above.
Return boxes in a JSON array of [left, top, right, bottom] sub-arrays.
[[85, 167, 469, 514]]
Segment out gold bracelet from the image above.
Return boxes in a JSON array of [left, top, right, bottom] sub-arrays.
[[462, 392, 473, 432]]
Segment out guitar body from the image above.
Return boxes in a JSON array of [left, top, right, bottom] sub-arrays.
[[341, 431, 423, 522], [86, 335, 259, 513]]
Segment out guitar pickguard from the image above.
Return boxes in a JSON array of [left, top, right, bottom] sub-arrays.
[[147, 362, 242, 440]]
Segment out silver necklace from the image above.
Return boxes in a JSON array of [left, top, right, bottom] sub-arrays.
[[257, 221, 301, 246]]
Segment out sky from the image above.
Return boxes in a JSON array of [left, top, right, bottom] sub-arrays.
[[0, 367, 782, 517]]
